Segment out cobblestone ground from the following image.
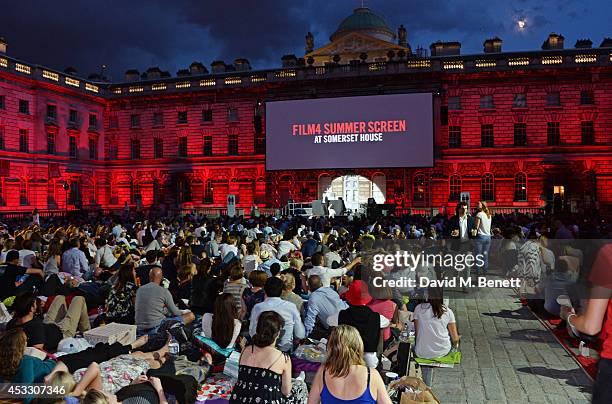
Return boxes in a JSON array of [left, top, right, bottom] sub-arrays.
[[430, 284, 593, 403]]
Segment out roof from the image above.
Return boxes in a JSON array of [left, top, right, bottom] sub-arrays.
[[331, 7, 394, 42]]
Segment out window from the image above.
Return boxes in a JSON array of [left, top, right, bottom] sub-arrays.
[[19, 129, 28, 152], [20, 181, 28, 206], [254, 115, 263, 134], [546, 92, 561, 106], [480, 95, 494, 109], [513, 93, 527, 108], [89, 137, 97, 159], [514, 123, 527, 146], [153, 112, 164, 127], [581, 121, 595, 145], [514, 172, 527, 201], [228, 107, 239, 122], [447, 96, 461, 110], [413, 174, 428, 202], [130, 114, 141, 128], [449, 175, 461, 201], [69, 136, 78, 159], [203, 135, 213, 156], [178, 137, 188, 157], [0, 95, 4, 109], [47, 132, 56, 154], [108, 115, 118, 129], [481, 173, 495, 201], [69, 109, 78, 124], [481, 124, 494, 147], [580, 90, 594, 105], [547, 122, 560, 146], [202, 108, 213, 122], [177, 111, 188, 124], [46, 104, 57, 120], [154, 138, 164, 158], [88, 114, 98, 130], [203, 179, 213, 203], [19, 100, 29, 114], [448, 126, 461, 148], [106, 141, 118, 160], [255, 131, 265, 154], [0, 127, 4, 150], [131, 139, 141, 159], [228, 134, 239, 155], [440, 106, 448, 125], [131, 182, 141, 204]]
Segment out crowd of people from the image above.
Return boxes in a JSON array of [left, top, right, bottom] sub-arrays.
[[0, 203, 610, 403]]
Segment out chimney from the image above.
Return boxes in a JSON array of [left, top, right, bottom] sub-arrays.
[[145, 67, 162, 79], [281, 54, 298, 67], [176, 69, 190, 77], [233, 58, 251, 71], [542, 33, 564, 50], [0, 37, 6, 54], [429, 41, 461, 56], [189, 61, 207, 75], [211, 60, 226, 73], [483, 37, 502, 53], [305, 32, 314, 53], [574, 39, 592, 49], [600, 38, 612, 48], [124, 69, 140, 81]]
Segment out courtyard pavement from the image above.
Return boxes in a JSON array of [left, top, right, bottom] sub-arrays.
[[430, 284, 593, 403]]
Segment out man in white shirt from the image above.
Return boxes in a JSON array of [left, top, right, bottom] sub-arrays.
[[306, 253, 361, 288], [249, 277, 305, 352], [194, 222, 208, 238]]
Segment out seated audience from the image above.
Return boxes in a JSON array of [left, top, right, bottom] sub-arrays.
[[105, 262, 138, 324], [0, 250, 44, 300], [307, 252, 361, 288], [241, 269, 267, 320], [304, 275, 348, 337], [281, 273, 304, 316], [223, 262, 248, 312]]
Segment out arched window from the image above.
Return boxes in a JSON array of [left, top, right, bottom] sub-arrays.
[[449, 175, 461, 201], [481, 173, 495, 201], [514, 172, 527, 201], [412, 173, 428, 203]]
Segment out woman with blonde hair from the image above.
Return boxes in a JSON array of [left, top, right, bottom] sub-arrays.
[[308, 325, 391, 404], [280, 273, 304, 316], [474, 200, 492, 275]]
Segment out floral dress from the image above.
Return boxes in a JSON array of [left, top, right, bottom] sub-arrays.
[[106, 282, 137, 319], [74, 354, 150, 393]]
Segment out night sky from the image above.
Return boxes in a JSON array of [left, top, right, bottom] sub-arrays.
[[1, 0, 610, 81]]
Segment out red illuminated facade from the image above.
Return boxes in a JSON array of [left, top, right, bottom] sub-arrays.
[[0, 11, 611, 216]]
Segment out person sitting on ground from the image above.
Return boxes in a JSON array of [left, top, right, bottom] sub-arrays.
[[94, 237, 119, 270], [240, 269, 267, 320], [241, 242, 261, 275], [135, 267, 194, 334], [79, 376, 169, 404], [329, 280, 389, 368], [0, 249, 44, 300], [105, 263, 138, 324], [223, 261, 248, 313], [231, 311, 292, 403], [201, 293, 242, 366], [249, 277, 305, 352], [136, 250, 161, 285], [413, 287, 460, 385], [172, 263, 196, 309], [62, 237, 89, 278], [282, 257, 305, 295], [307, 252, 361, 288], [304, 275, 348, 338], [8, 291, 90, 352], [307, 324, 391, 404], [280, 273, 304, 316]]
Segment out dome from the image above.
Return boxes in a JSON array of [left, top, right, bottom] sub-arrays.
[[331, 7, 395, 42]]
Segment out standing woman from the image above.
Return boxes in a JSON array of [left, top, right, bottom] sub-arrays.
[[308, 325, 391, 404], [473, 201, 492, 275]]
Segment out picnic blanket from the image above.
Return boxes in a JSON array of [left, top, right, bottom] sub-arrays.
[[415, 350, 462, 366]]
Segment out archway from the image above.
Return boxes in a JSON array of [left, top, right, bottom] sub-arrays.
[[319, 174, 385, 212]]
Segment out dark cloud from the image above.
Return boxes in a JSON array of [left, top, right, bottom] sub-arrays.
[[0, 0, 609, 80]]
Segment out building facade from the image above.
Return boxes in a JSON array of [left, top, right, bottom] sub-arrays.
[[0, 8, 611, 216]]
